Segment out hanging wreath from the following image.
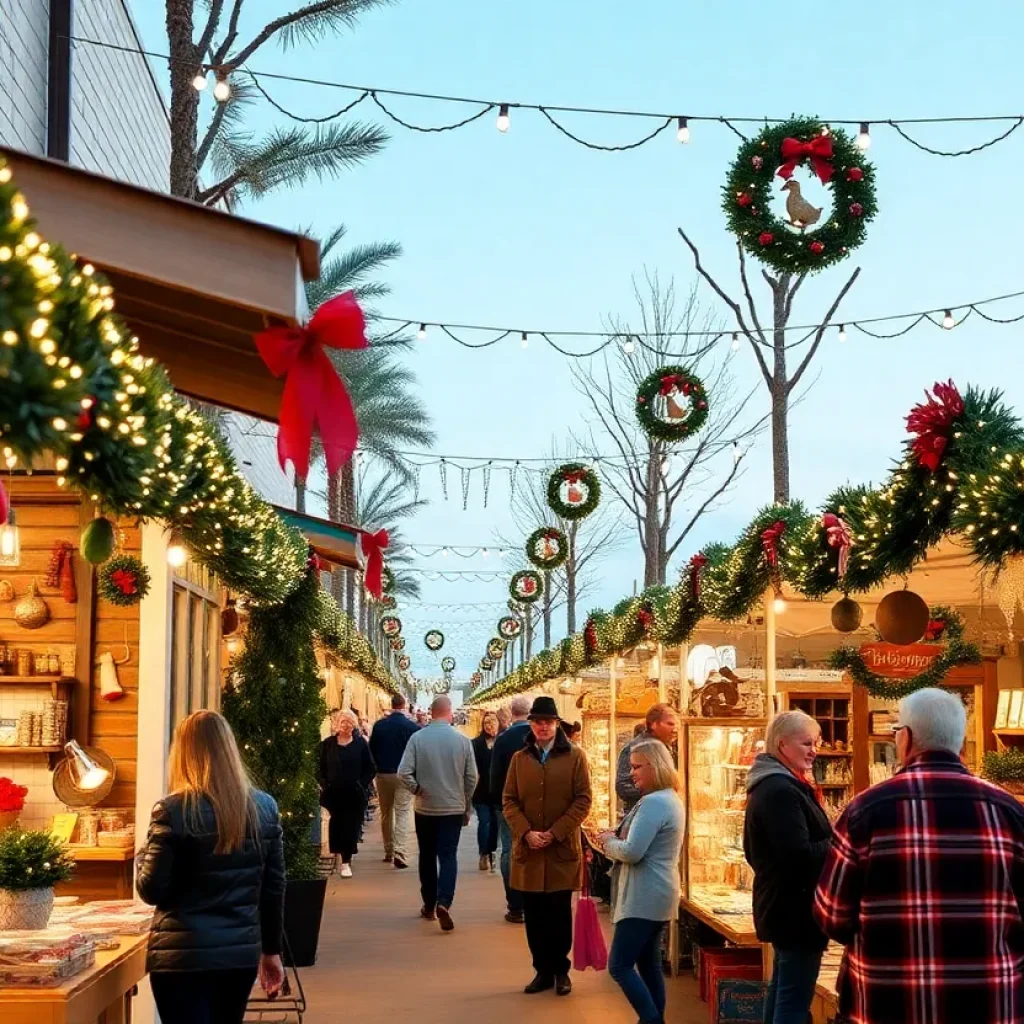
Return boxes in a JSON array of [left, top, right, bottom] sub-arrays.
[[724, 115, 877, 276], [480, 657, 494, 671], [471, 671, 482, 686], [380, 595, 397, 611], [487, 637, 506, 660], [380, 615, 402, 638], [97, 554, 151, 607], [397, 654, 411, 672], [547, 463, 600, 521], [381, 565, 395, 595], [441, 656, 456, 673], [922, 605, 965, 644], [498, 615, 522, 639], [424, 630, 445, 651], [635, 366, 709, 443], [510, 569, 544, 604], [526, 526, 569, 570], [389, 636, 406, 652]]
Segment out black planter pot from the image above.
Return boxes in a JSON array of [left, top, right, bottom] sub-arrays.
[[284, 877, 328, 967]]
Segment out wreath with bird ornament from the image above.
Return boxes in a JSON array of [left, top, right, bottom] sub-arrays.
[[526, 526, 569, 570], [635, 366, 709, 443], [547, 463, 600, 521], [724, 115, 877, 276]]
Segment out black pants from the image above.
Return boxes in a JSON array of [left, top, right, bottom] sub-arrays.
[[415, 813, 464, 909], [326, 789, 367, 861], [523, 890, 573, 978], [150, 967, 257, 1024]]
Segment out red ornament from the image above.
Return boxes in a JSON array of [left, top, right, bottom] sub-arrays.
[[736, 192, 753, 208], [638, 606, 654, 631], [758, 232, 774, 247], [846, 166, 864, 182], [809, 241, 825, 255], [751, 155, 764, 171], [849, 202, 864, 217]]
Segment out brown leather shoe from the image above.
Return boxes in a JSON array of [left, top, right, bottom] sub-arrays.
[[436, 905, 455, 932], [419, 906, 436, 921]]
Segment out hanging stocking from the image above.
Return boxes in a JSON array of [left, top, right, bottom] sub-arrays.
[[98, 652, 125, 702]]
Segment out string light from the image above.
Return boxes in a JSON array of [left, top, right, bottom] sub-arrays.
[[520, 332, 529, 349], [192, 72, 207, 91], [733, 442, 741, 465], [838, 324, 847, 343], [213, 74, 231, 102], [417, 323, 426, 340], [772, 596, 787, 614], [496, 103, 511, 133], [856, 122, 871, 151], [623, 337, 635, 354], [676, 116, 690, 144], [942, 310, 955, 330], [731, 333, 740, 352]]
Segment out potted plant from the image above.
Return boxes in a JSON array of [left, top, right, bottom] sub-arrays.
[[982, 748, 1024, 795], [0, 828, 74, 930], [0, 777, 28, 831]]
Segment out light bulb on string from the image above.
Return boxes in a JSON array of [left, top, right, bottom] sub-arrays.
[[772, 595, 787, 614], [166, 529, 187, 568], [942, 309, 955, 330], [676, 116, 690, 144], [731, 332, 740, 352], [623, 336, 635, 354], [855, 122, 871, 151], [417, 323, 427, 341], [496, 104, 511, 133], [520, 332, 529, 349], [192, 72, 208, 92], [441, 546, 449, 557], [838, 324, 847, 343], [733, 442, 741, 465], [213, 74, 231, 102]]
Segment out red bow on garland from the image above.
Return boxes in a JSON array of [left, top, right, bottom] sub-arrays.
[[563, 469, 586, 484], [777, 135, 835, 184], [924, 618, 947, 642], [254, 292, 368, 482], [761, 521, 787, 567], [905, 380, 964, 472], [821, 513, 852, 579], [638, 605, 654, 631], [357, 529, 389, 601], [111, 568, 138, 596], [688, 552, 708, 598], [659, 374, 691, 397]]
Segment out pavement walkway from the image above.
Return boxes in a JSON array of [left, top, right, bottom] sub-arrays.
[[300, 817, 705, 1023]]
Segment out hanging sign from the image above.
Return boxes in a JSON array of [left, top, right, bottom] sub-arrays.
[[857, 642, 942, 679]]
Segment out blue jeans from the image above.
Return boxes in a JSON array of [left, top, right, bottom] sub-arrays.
[[609, 918, 667, 1024], [414, 813, 463, 909], [498, 813, 523, 913], [474, 802, 499, 856], [763, 946, 822, 1024]]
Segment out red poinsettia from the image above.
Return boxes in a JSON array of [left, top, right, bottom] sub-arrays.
[[924, 618, 947, 642], [906, 380, 964, 472], [0, 777, 29, 814]]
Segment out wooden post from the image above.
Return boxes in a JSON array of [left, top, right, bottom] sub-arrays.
[[764, 590, 778, 718], [609, 656, 617, 828]]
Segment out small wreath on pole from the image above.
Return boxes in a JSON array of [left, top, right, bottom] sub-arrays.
[[389, 636, 406, 652], [471, 671, 482, 687], [441, 656, 456, 673], [97, 554, 151, 606], [724, 115, 877, 276], [424, 629, 445, 652], [397, 654, 411, 672], [380, 615, 402, 638], [480, 657, 494, 672], [498, 615, 522, 639], [487, 637, 506, 661], [379, 595, 397, 611], [381, 565, 395, 595], [510, 569, 544, 604], [547, 463, 600, 521], [635, 366, 709, 443], [526, 526, 568, 570]]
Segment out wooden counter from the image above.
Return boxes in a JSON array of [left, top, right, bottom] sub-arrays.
[[0, 933, 147, 1024], [680, 896, 760, 946], [59, 849, 135, 903]]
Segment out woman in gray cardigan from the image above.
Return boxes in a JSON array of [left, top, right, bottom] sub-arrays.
[[596, 739, 685, 1024]]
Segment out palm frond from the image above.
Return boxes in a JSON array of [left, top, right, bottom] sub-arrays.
[[275, 1, 396, 49], [306, 238, 403, 310]]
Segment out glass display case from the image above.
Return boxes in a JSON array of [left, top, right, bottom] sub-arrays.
[[582, 713, 613, 830], [684, 719, 766, 943]]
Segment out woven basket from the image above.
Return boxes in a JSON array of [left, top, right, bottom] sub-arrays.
[[97, 831, 134, 849], [0, 887, 54, 930]]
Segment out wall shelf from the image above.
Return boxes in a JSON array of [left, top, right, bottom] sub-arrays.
[[0, 675, 74, 697], [0, 745, 62, 754]]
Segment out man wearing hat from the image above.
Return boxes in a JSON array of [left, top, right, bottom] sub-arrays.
[[502, 696, 593, 996]]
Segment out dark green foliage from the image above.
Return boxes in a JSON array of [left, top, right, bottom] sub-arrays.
[[982, 749, 1024, 783], [634, 366, 709, 442], [0, 828, 74, 891], [547, 463, 600, 521]]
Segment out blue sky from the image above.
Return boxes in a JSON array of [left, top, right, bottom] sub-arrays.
[[129, 0, 1024, 685]]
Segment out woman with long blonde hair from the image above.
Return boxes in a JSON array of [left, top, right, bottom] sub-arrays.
[[137, 710, 286, 1024]]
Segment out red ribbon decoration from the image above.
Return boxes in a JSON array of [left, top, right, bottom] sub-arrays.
[[776, 135, 835, 184], [111, 569, 138, 596], [563, 469, 586, 484], [761, 521, 787, 568], [924, 618, 946, 642], [357, 529, 389, 601], [688, 552, 708, 598], [905, 380, 964, 472], [254, 292, 368, 482], [822, 513, 852, 579], [659, 374, 691, 397]]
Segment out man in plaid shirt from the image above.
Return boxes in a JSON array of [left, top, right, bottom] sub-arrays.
[[813, 688, 1024, 1024]]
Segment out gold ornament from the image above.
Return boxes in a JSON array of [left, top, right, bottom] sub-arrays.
[[14, 579, 50, 630]]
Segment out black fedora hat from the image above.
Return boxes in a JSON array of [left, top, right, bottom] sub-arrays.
[[528, 696, 561, 720]]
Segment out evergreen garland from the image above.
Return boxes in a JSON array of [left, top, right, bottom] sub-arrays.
[[827, 638, 981, 700]]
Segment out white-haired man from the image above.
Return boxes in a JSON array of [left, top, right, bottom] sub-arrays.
[[490, 695, 532, 923], [814, 687, 1024, 1024]]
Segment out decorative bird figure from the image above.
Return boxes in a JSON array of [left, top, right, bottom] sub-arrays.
[[780, 180, 822, 231]]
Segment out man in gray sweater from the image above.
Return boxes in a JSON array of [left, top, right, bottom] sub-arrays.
[[398, 695, 477, 932]]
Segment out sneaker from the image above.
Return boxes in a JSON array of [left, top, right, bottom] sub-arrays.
[[420, 906, 436, 921], [505, 910, 524, 924], [555, 974, 572, 997], [394, 856, 408, 870], [436, 905, 454, 932], [524, 974, 554, 994], [479, 855, 490, 872], [340, 863, 353, 878]]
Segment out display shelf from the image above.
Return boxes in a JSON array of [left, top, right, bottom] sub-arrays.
[[68, 847, 135, 862], [0, 745, 62, 754], [0, 676, 72, 684]]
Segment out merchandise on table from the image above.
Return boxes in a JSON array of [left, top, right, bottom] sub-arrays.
[[0, 929, 95, 987]]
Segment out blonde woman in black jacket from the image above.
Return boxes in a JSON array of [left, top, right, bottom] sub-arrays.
[[137, 710, 286, 1024]]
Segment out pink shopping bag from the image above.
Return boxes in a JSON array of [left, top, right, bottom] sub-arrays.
[[572, 862, 608, 972]]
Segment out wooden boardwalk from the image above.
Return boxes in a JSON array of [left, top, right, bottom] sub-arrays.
[[301, 819, 705, 1023]]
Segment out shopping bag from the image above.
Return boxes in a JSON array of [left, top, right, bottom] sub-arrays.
[[572, 868, 608, 972]]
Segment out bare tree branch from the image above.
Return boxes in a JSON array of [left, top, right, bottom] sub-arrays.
[[196, 0, 224, 56], [211, 0, 246, 64], [788, 267, 861, 394]]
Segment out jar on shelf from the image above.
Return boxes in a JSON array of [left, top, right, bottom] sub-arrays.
[[34, 653, 49, 676], [16, 650, 32, 677], [48, 652, 60, 675], [77, 811, 99, 847]]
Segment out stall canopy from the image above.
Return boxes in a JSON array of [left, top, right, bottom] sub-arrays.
[[0, 147, 319, 422], [274, 507, 360, 571]]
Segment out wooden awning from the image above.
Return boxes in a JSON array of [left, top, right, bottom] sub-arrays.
[[273, 506, 360, 570], [0, 147, 319, 422]]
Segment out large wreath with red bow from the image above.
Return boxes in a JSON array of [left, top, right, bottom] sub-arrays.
[[510, 569, 544, 604], [547, 463, 600, 520], [526, 526, 569, 570], [636, 366, 709, 443], [724, 116, 877, 276]]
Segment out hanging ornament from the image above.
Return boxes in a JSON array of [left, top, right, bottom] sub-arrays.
[[441, 656, 456, 673], [995, 557, 1024, 642], [510, 570, 544, 604], [876, 589, 930, 646], [81, 516, 117, 565], [380, 615, 402, 638], [424, 630, 445, 652], [97, 556, 151, 607], [635, 367, 709, 443], [389, 636, 406, 652], [14, 579, 50, 628], [221, 597, 240, 636], [831, 596, 863, 634], [487, 637, 506, 661], [547, 463, 600, 521], [45, 542, 77, 604], [526, 526, 569, 570], [498, 615, 522, 639]]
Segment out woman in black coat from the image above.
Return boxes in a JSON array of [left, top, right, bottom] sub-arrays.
[[471, 711, 501, 872], [743, 710, 833, 1024], [137, 710, 285, 1024], [318, 708, 376, 877]]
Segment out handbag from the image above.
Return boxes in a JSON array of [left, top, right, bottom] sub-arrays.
[[572, 859, 608, 972]]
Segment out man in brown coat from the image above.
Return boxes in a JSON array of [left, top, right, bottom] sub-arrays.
[[502, 696, 592, 996]]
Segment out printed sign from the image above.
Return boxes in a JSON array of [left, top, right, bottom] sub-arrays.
[[858, 642, 941, 679]]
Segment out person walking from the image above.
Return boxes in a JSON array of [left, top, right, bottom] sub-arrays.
[[472, 711, 501, 872], [318, 709, 376, 878], [136, 710, 285, 1024], [370, 694, 419, 870], [596, 740, 684, 1024], [616, 704, 679, 815], [743, 710, 832, 1024], [814, 688, 1024, 1024], [398, 695, 477, 932], [503, 696, 592, 997], [490, 694, 532, 923]]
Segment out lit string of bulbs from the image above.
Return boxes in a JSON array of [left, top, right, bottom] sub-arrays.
[[68, 37, 1024, 159]]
